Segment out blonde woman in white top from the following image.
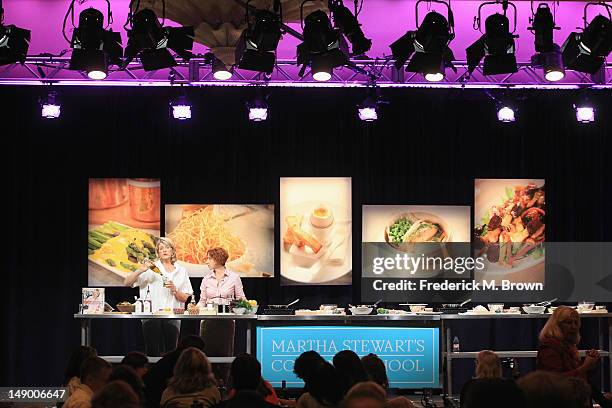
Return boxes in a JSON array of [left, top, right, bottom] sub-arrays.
[[124, 237, 193, 356]]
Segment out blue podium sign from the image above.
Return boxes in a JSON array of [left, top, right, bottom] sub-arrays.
[[256, 326, 440, 388]]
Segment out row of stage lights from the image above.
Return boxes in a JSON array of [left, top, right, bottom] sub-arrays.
[[38, 88, 597, 123], [1, 0, 611, 82]]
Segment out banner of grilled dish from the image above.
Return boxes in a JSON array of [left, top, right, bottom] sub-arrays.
[[384, 212, 451, 254], [474, 181, 545, 278]]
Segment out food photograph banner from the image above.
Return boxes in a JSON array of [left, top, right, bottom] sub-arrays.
[[280, 177, 352, 285], [474, 179, 545, 285], [165, 204, 274, 278], [88, 178, 161, 286], [257, 326, 440, 388]]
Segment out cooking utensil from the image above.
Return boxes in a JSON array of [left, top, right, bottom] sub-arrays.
[[460, 298, 472, 307], [268, 299, 300, 309], [535, 298, 557, 307]]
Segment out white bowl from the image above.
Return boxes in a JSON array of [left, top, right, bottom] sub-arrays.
[[578, 302, 595, 311], [408, 304, 427, 312], [523, 305, 546, 314], [487, 303, 504, 313], [350, 306, 373, 315], [232, 307, 246, 315], [247, 305, 258, 314]]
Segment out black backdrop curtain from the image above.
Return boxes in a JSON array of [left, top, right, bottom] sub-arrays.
[[2, 85, 611, 388]]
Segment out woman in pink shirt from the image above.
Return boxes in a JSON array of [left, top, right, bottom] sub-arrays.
[[198, 247, 247, 385], [198, 247, 246, 306]]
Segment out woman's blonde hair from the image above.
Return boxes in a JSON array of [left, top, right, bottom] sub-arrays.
[[539, 306, 580, 344], [475, 350, 502, 379], [167, 348, 216, 394], [156, 237, 177, 263]]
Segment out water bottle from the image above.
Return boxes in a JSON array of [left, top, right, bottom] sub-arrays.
[[452, 336, 460, 352]]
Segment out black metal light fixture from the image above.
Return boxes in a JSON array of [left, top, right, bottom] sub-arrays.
[[64, 2, 122, 80], [0, 1, 31, 66], [466, 1, 519, 76], [529, 3, 564, 82], [297, 5, 349, 81], [390, 0, 456, 82], [329, 0, 372, 57], [124, 6, 194, 71], [235, 4, 282, 74], [561, 2, 612, 75]]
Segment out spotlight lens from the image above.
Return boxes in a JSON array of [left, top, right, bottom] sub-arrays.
[[545, 70, 564, 82], [172, 105, 192, 120], [425, 72, 444, 82], [248, 107, 268, 121], [313, 71, 332, 81], [214, 70, 232, 80], [358, 107, 378, 121], [88, 70, 107, 80], [497, 106, 515, 122], [575, 106, 594, 123], [41, 104, 61, 119]]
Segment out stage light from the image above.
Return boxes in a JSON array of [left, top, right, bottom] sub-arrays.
[[0, 5, 31, 66], [169, 95, 191, 120], [497, 105, 515, 122], [467, 10, 518, 75], [212, 57, 232, 80], [562, 10, 612, 75], [40, 91, 61, 119], [235, 9, 281, 74], [357, 96, 378, 121], [390, 6, 456, 82], [297, 9, 349, 81], [574, 104, 595, 123], [329, 0, 372, 56], [248, 107, 268, 121], [529, 4, 565, 82], [124, 8, 194, 71], [68, 7, 122, 80]]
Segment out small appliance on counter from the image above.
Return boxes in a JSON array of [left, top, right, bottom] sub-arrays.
[[262, 299, 299, 315]]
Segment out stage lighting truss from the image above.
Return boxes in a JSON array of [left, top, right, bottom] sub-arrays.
[[528, 3, 565, 82], [466, 1, 519, 76], [561, 2, 612, 76], [0, 2, 31, 66], [64, 1, 122, 80], [123, 3, 194, 72], [3, 56, 611, 88], [390, 0, 457, 81]]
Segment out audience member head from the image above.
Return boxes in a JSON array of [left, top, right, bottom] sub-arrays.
[[176, 335, 206, 353], [167, 347, 215, 394], [225, 390, 266, 408], [310, 361, 343, 406], [333, 350, 369, 395], [517, 370, 581, 408], [342, 381, 387, 408], [539, 306, 581, 345], [121, 351, 149, 378], [64, 346, 97, 385], [294, 351, 325, 385], [360, 354, 389, 389], [463, 378, 525, 408], [230, 353, 263, 391], [91, 380, 139, 408], [108, 365, 145, 404], [80, 356, 112, 393], [475, 350, 502, 379], [567, 377, 591, 408]]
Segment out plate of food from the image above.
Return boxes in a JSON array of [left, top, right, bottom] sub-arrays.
[[385, 212, 451, 245], [166, 205, 274, 277], [88, 221, 159, 278], [474, 180, 545, 280], [281, 201, 352, 284]]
